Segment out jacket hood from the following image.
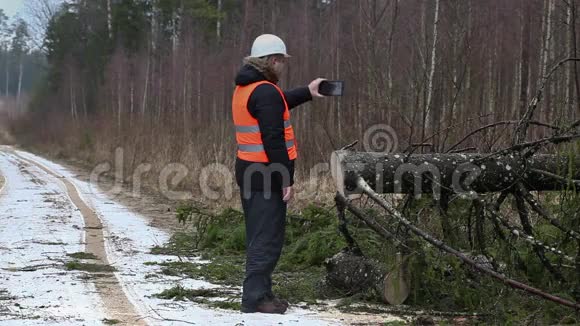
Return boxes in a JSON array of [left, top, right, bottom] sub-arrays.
[[234, 64, 267, 86]]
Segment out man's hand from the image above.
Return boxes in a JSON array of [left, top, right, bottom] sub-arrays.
[[308, 78, 326, 98], [282, 186, 294, 203]]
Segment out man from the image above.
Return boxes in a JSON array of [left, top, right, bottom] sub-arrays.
[[232, 34, 325, 314]]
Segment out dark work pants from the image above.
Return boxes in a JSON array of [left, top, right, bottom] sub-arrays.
[[240, 190, 287, 309]]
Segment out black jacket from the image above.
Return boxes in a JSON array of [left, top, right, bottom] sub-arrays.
[[234, 64, 312, 192]]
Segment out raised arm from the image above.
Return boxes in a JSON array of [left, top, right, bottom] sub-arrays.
[[284, 78, 326, 110], [283, 87, 312, 110]]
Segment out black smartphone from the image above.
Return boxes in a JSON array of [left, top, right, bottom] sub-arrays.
[[318, 80, 344, 96]]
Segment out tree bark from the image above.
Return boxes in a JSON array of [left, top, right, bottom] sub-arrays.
[[571, 0, 580, 115], [424, 0, 440, 130], [141, 50, 150, 118], [4, 47, 9, 97], [16, 56, 22, 110], [106, 0, 112, 39], [325, 249, 410, 305], [518, 0, 531, 122], [216, 0, 222, 40], [331, 151, 580, 195]]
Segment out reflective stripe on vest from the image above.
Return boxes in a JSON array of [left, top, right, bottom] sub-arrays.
[[238, 140, 295, 152], [232, 80, 298, 163], [235, 120, 291, 134]]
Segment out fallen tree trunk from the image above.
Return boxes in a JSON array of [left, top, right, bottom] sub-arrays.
[[325, 250, 385, 295], [331, 151, 580, 196], [325, 249, 410, 305]]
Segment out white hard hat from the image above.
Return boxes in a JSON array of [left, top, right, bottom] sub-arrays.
[[250, 34, 291, 58]]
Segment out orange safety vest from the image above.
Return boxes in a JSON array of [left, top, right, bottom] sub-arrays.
[[232, 81, 298, 163]]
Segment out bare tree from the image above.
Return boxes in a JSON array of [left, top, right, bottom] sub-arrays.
[[23, 0, 59, 50], [106, 0, 112, 39], [0, 9, 10, 97], [11, 19, 30, 110], [424, 0, 440, 132]]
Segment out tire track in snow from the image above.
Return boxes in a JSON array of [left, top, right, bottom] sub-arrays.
[[7, 150, 148, 326], [5, 148, 407, 325], [0, 150, 107, 324]]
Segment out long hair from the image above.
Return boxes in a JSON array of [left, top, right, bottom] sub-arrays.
[[243, 56, 280, 83]]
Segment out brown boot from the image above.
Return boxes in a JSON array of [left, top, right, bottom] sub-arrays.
[[266, 293, 289, 308], [241, 298, 287, 314], [257, 298, 287, 314]]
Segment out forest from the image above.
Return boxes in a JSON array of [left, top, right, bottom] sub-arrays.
[[7, 0, 577, 176], [1, 0, 580, 324]]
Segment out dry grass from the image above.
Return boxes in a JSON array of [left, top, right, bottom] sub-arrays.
[[11, 113, 342, 211], [0, 113, 15, 146], [0, 172, 4, 193], [0, 129, 14, 145]]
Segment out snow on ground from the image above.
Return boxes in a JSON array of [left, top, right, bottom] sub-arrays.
[[0, 151, 107, 325], [14, 150, 345, 325]]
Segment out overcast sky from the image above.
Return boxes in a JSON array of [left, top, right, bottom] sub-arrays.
[[0, 0, 67, 48], [0, 0, 25, 18]]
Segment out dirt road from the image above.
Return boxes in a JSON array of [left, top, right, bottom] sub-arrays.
[[0, 146, 404, 325], [0, 148, 148, 325]]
